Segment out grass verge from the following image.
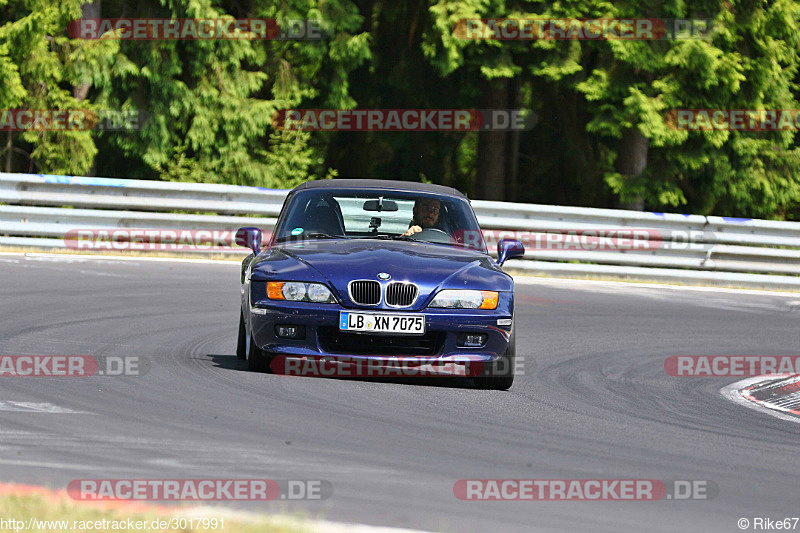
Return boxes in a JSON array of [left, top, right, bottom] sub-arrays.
[[0, 489, 309, 533]]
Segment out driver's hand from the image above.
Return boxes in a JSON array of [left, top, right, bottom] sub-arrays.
[[402, 225, 422, 237]]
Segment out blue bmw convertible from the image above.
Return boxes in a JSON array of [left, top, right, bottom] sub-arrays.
[[235, 179, 524, 390]]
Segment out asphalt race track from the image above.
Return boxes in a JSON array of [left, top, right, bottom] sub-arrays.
[[1, 254, 799, 532]]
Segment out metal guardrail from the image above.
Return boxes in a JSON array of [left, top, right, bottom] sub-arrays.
[[1, 172, 799, 289], [0, 173, 287, 215]]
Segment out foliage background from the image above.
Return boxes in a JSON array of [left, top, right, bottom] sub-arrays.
[[1, 0, 799, 219]]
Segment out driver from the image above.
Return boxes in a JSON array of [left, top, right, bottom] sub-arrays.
[[402, 198, 442, 237]]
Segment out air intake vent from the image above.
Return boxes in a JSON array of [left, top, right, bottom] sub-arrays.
[[386, 282, 418, 307], [348, 280, 381, 305], [318, 328, 444, 356]]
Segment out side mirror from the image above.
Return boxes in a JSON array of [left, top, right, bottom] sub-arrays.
[[236, 227, 262, 254], [497, 239, 525, 266]]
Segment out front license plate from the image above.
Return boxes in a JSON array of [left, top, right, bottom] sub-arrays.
[[339, 312, 425, 335]]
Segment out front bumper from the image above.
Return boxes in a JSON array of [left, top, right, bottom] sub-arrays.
[[248, 296, 513, 364]]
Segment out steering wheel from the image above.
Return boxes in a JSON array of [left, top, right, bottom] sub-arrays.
[[411, 228, 451, 244]]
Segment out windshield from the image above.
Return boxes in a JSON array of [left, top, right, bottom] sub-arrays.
[[273, 188, 487, 252]]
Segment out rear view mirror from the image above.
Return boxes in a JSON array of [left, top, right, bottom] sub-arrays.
[[497, 239, 525, 266], [235, 227, 262, 254], [363, 199, 398, 212]]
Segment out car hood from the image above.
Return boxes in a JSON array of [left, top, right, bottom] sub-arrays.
[[250, 239, 512, 310]]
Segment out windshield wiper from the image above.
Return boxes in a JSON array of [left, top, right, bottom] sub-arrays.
[[276, 232, 344, 243], [359, 234, 417, 241], [305, 232, 343, 239]]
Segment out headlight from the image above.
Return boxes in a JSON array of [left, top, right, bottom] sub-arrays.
[[267, 282, 336, 303], [428, 290, 499, 309], [307, 283, 334, 302], [283, 282, 306, 301]]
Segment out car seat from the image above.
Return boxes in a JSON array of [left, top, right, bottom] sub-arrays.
[[303, 198, 346, 236]]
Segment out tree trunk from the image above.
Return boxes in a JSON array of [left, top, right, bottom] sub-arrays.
[[504, 78, 521, 202], [615, 127, 649, 210], [70, 0, 101, 176], [476, 78, 509, 200], [72, 0, 101, 101], [5, 131, 11, 173]]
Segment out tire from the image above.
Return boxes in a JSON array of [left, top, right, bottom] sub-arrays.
[[236, 311, 247, 360], [475, 330, 515, 391], [246, 331, 272, 373]]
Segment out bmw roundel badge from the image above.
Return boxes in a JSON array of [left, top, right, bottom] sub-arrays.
[[377, 272, 391, 280]]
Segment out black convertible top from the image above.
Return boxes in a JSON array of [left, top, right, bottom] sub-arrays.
[[291, 179, 467, 199]]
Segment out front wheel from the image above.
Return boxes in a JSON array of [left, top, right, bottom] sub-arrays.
[[246, 332, 272, 373], [475, 330, 515, 391], [236, 311, 247, 360]]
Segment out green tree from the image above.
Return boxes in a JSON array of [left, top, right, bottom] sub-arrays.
[[94, 0, 371, 187], [0, 0, 110, 174]]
